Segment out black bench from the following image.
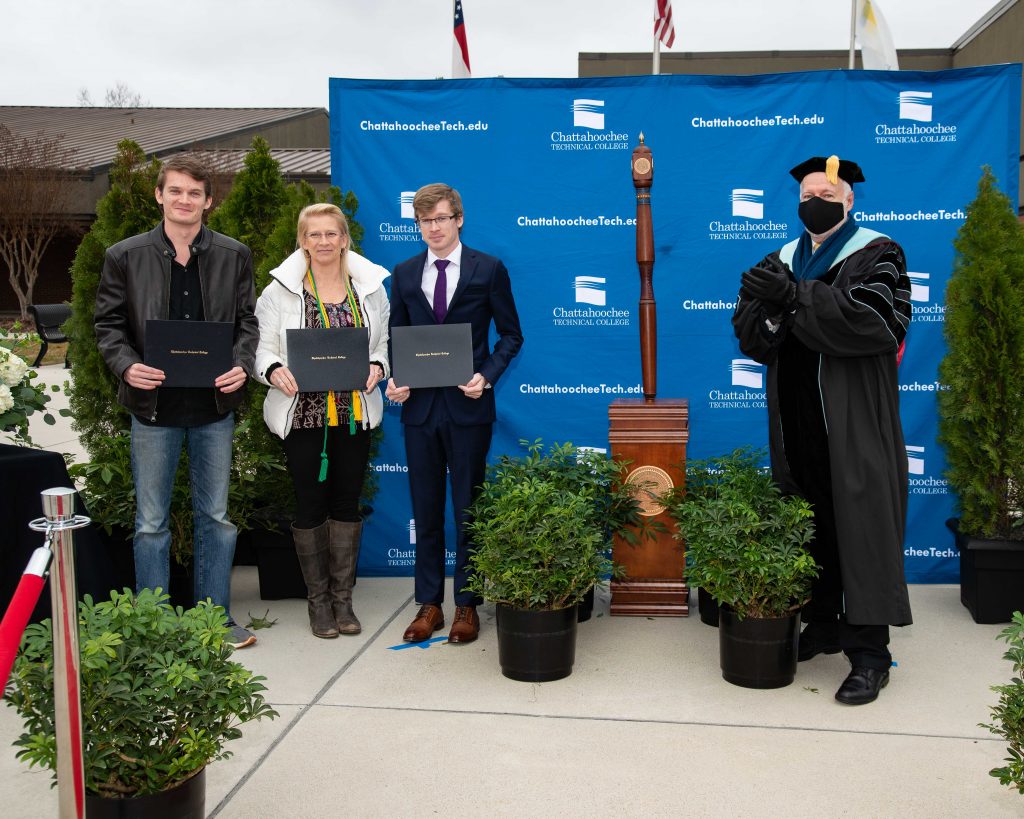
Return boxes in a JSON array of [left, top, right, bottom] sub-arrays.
[[28, 303, 71, 368]]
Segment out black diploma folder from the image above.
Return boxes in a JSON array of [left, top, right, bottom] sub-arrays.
[[144, 320, 233, 388], [391, 323, 474, 388], [286, 327, 370, 392]]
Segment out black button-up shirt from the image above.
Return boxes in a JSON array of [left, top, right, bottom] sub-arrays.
[[138, 226, 227, 428]]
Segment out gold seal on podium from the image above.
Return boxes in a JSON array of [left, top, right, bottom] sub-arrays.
[[625, 465, 673, 516]]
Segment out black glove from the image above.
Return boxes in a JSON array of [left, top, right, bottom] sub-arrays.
[[741, 265, 796, 310]]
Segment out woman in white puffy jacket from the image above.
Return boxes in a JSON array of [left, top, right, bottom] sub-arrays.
[[254, 203, 390, 639]]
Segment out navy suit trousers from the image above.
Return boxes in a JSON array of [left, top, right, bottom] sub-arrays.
[[404, 399, 491, 607]]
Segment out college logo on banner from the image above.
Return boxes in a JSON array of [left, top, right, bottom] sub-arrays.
[[731, 189, 764, 220], [552, 274, 630, 327], [551, 98, 629, 151], [380, 519, 417, 570], [904, 445, 950, 495], [574, 276, 606, 306], [731, 359, 763, 389], [906, 444, 925, 475], [378, 191, 421, 243], [875, 89, 957, 145], [399, 191, 416, 219], [707, 359, 767, 411], [908, 270, 929, 302], [709, 185, 788, 241], [573, 99, 605, 129], [907, 271, 945, 324], [899, 91, 933, 122]]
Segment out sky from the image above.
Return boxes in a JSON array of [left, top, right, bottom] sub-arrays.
[[0, 0, 1006, 108]]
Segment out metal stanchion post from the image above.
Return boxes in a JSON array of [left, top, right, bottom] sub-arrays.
[[29, 488, 91, 819]]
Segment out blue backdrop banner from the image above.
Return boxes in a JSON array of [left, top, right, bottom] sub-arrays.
[[329, 65, 1022, 583]]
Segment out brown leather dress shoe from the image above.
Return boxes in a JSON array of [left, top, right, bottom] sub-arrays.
[[448, 605, 480, 644], [403, 604, 445, 643]]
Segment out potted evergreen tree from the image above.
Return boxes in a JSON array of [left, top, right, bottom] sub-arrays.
[[464, 440, 648, 682], [660, 448, 818, 689], [4, 589, 277, 816], [938, 166, 1024, 624]]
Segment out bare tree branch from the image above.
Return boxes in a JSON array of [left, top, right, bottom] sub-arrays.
[[104, 82, 147, 108], [0, 125, 82, 319]]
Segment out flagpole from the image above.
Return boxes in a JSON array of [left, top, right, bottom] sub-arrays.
[[653, 0, 660, 75], [849, 0, 857, 69]]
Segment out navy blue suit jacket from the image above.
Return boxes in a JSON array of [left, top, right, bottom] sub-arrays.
[[389, 244, 523, 426]]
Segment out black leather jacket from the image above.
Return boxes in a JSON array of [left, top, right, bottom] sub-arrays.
[[94, 224, 258, 421]]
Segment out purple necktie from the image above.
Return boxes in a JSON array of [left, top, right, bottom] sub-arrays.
[[432, 259, 449, 324]]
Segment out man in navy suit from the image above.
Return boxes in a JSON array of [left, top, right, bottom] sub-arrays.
[[386, 183, 523, 644]]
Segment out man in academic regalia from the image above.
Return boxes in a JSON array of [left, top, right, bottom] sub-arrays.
[[732, 155, 913, 705]]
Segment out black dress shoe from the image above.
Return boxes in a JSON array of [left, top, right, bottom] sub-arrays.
[[797, 625, 841, 662], [835, 666, 889, 705]]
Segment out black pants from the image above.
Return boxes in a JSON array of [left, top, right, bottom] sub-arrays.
[[282, 426, 371, 528]]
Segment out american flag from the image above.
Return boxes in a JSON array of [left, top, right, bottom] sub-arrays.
[[654, 0, 676, 49], [452, 0, 471, 78]]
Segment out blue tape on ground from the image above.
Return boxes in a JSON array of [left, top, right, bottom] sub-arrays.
[[387, 636, 448, 650]]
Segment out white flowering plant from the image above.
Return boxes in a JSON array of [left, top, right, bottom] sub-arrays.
[[0, 324, 67, 447]]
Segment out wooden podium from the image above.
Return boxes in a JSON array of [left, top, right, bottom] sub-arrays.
[[609, 133, 690, 616], [609, 399, 689, 615]]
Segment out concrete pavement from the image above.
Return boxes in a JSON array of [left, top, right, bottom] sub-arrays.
[[1, 365, 1021, 816]]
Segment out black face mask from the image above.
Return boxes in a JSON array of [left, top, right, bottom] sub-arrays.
[[798, 196, 846, 235]]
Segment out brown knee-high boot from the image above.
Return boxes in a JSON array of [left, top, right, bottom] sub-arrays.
[[292, 522, 339, 639], [327, 519, 362, 635]]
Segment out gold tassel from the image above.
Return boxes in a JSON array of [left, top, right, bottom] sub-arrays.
[[825, 155, 840, 185], [326, 391, 339, 426]]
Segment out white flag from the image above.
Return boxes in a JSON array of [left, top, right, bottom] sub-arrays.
[[856, 0, 899, 70]]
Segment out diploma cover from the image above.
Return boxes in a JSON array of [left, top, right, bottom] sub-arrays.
[[391, 323, 473, 388], [145, 320, 233, 388], [286, 328, 370, 392]]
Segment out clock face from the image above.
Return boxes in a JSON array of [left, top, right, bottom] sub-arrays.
[[633, 157, 652, 175], [625, 465, 673, 516]]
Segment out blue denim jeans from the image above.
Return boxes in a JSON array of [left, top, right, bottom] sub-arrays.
[[131, 413, 237, 619]]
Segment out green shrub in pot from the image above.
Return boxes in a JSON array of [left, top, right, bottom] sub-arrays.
[[661, 447, 818, 619], [464, 440, 648, 611], [982, 610, 1024, 794], [4, 588, 277, 799]]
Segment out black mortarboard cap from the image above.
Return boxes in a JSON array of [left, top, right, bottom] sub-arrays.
[[788, 155, 866, 185]]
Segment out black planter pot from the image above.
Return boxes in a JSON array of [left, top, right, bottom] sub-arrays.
[[167, 559, 194, 610], [697, 587, 720, 627], [96, 525, 192, 608], [496, 604, 578, 682], [233, 527, 257, 566], [577, 586, 595, 623], [97, 524, 136, 595], [253, 518, 306, 600], [86, 766, 205, 818], [718, 606, 800, 689], [948, 518, 1024, 624]]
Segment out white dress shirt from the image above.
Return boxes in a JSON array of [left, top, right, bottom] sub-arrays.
[[421, 243, 463, 309]]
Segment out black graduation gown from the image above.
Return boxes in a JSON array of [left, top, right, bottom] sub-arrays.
[[732, 232, 913, 626]]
